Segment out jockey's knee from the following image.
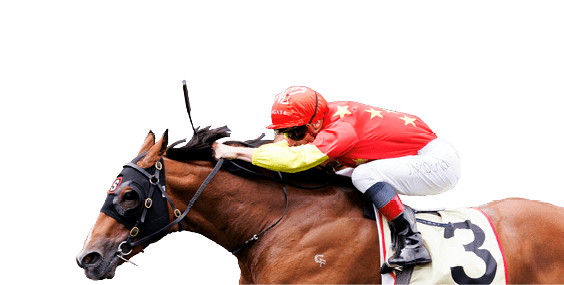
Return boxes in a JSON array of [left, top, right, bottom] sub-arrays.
[[352, 163, 384, 194]]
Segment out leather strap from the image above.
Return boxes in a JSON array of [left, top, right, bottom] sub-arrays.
[[230, 172, 289, 254], [228, 160, 335, 190]]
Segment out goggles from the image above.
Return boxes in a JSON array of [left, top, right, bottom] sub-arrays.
[[275, 125, 309, 141]]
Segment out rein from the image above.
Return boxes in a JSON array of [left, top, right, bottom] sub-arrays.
[[227, 160, 336, 190]]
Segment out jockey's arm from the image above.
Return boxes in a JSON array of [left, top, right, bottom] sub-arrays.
[[213, 140, 329, 173], [212, 143, 254, 162]]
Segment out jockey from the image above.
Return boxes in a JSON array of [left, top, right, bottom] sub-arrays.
[[213, 86, 461, 268]]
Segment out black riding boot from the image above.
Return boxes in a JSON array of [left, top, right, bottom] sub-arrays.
[[387, 207, 431, 268], [363, 182, 431, 270]]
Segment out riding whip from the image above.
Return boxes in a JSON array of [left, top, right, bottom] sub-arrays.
[[182, 80, 198, 135]]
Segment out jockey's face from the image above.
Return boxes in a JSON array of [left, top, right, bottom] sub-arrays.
[[286, 119, 324, 147], [287, 129, 315, 146]]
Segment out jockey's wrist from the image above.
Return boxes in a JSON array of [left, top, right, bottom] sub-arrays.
[[233, 146, 254, 163]]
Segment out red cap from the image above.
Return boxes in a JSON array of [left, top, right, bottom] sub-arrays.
[[267, 86, 328, 130]]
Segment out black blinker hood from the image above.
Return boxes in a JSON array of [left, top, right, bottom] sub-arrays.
[[100, 152, 170, 241]]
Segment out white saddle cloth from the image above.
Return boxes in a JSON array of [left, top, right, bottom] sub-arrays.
[[376, 207, 508, 285]]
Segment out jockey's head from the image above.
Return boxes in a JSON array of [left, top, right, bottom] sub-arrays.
[[267, 86, 328, 143]]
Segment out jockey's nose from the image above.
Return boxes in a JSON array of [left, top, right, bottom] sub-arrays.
[[77, 250, 102, 269]]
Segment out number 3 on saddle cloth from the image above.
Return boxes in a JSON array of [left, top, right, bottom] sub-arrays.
[[371, 205, 508, 285]]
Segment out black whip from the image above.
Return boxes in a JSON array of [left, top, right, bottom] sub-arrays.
[[182, 80, 198, 135]]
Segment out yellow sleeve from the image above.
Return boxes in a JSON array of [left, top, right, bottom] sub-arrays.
[[251, 140, 329, 173]]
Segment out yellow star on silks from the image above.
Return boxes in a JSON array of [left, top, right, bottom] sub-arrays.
[[333, 105, 352, 119], [399, 115, 417, 127], [365, 108, 383, 119], [353, 158, 369, 165]]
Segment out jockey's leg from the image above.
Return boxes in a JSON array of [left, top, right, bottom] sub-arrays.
[[351, 138, 461, 267], [363, 181, 431, 267], [352, 138, 461, 197]]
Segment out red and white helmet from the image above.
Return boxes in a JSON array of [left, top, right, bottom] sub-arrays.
[[267, 86, 328, 130]]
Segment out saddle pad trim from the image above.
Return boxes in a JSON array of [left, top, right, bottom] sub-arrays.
[[476, 209, 509, 284], [377, 208, 396, 284]]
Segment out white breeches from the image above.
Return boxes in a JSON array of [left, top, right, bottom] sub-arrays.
[[350, 138, 461, 196]]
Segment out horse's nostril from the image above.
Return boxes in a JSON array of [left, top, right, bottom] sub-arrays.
[[79, 251, 102, 268]]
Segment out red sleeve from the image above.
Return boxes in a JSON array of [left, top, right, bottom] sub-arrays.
[[313, 120, 359, 159]]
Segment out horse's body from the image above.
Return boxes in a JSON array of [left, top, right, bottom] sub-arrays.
[[77, 129, 564, 284]]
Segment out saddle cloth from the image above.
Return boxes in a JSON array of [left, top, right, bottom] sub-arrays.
[[376, 206, 508, 285]]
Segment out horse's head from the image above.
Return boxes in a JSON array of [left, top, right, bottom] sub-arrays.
[[76, 130, 170, 280]]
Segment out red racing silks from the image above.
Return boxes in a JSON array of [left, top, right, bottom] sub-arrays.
[[312, 101, 437, 167]]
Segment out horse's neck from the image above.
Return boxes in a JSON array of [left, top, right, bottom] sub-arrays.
[[166, 160, 290, 250], [166, 160, 381, 283]]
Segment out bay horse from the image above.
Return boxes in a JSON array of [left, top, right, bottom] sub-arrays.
[[77, 127, 564, 284]]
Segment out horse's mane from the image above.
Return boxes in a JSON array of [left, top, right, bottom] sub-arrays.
[[165, 126, 271, 161], [165, 126, 353, 188]]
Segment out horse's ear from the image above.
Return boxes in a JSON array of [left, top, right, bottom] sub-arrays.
[[140, 130, 168, 167], [138, 130, 156, 156]]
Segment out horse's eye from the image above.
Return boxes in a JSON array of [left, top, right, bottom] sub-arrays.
[[122, 192, 136, 202], [119, 189, 140, 211]]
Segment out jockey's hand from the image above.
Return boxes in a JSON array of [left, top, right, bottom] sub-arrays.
[[212, 143, 237, 160]]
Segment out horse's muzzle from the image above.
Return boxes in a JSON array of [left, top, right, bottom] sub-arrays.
[[77, 250, 102, 268], [76, 249, 118, 280]]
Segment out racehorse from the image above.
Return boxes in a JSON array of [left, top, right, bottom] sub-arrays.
[[77, 127, 564, 284]]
